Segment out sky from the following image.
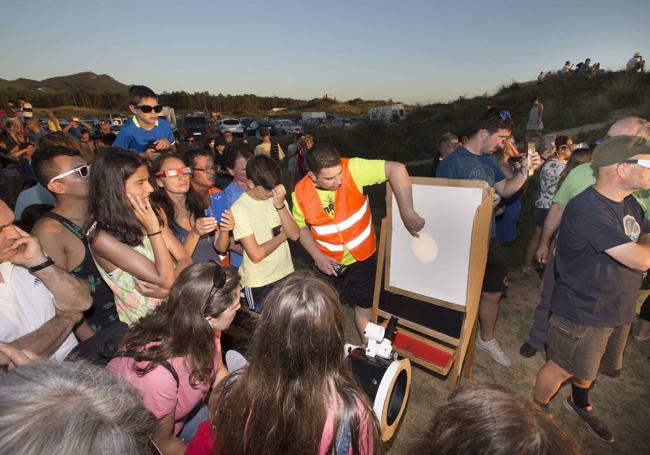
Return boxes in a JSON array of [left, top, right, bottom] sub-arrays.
[[1, 0, 649, 104]]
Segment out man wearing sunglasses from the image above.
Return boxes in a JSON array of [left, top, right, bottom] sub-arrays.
[[31, 143, 125, 362], [534, 136, 650, 443], [437, 107, 541, 367], [113, 85, 176, 156]]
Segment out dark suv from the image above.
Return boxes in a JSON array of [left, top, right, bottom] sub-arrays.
[[181, 115, 209, 141]]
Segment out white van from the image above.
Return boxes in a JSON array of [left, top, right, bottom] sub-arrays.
[[368, 104, 406, 123]]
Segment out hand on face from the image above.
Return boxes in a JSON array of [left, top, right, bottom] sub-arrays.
[[3, 225, 48, 268], [271, 184, 287, 208], [126, 193, 160, 234]]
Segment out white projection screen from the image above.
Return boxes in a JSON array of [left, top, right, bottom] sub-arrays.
[[387, 184, 484, 307]]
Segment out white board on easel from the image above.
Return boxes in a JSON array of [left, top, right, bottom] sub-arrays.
[[388, 184, 484, 307]]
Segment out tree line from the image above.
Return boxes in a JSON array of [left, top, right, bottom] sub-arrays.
[[0, 88, 304, 113]]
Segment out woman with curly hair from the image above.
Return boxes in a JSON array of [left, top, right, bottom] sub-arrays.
[[107, 261, 241, 454]]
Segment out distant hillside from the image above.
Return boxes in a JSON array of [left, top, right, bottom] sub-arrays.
[[0, 71, 128, 94], [313, 71, 650, 163]]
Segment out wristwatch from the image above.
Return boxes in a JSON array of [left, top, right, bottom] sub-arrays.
[[28, 255, 55, 273]]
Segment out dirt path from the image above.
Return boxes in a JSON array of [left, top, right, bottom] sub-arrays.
[[341, 270, 650, 454]]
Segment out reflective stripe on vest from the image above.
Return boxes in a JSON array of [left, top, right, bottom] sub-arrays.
[[315, 221, 373, 252], [311, 198, 369, 236]]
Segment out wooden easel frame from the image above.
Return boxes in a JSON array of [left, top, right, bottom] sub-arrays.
[[372, 177, 493, 390]]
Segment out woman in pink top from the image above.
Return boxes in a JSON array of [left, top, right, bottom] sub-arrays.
[[187, 272, 381, 455], [107, 261, 241, 455]]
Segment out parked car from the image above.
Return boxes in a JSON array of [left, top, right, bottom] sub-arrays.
[[248, 120, 276, 137], [217, 118, 245, 136], [331, 117, 354, 128], [182, 115, 209, 141], [271, 119, 303, 135]]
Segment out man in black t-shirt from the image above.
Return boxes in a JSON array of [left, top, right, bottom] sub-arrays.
[[533, 136, 650, 443]]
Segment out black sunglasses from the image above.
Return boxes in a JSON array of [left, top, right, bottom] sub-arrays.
[[203, 261, 226, 314], [136, 104, 163, 114]]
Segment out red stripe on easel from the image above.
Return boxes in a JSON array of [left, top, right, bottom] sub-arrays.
[[393, 331, 452, 367]]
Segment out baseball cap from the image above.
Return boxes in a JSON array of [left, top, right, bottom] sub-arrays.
[[592, 135, 650, 167]]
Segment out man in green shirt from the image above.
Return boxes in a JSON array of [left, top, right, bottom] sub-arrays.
[[520, 117, 650, 357]]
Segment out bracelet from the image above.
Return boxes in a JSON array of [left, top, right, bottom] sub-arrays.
[[275, 204, 286, 211], [28, 256, 55, 273], [147, 230, 162, 237]]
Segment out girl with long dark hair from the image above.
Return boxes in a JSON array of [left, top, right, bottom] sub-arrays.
[[150, 153, 233, 262], [187, 272, 382, 455], [108, 262, 241, 454], [88, 148, 191, 325]]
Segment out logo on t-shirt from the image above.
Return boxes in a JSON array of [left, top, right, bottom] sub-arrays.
[[468, 165, 496, 186], [623, 215, 641, 242]]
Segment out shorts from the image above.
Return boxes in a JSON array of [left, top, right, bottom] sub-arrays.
[[547, 314, 631, 381], [243, 277, 286, 312], [482, 239, 509, 293], [533, 206, 550, 227], [316, 254, 377, 309]]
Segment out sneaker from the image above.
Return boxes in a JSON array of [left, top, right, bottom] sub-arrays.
[[564, 397, 615, 443], [519, 342, 538, 358], [476, 336, 512, 367]]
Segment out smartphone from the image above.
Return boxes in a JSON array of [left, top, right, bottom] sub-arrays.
[[272, 225, 282, 237]]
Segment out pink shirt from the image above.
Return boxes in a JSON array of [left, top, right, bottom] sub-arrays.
[[108, 335, 221, 435], [185, 395, 374, 455]]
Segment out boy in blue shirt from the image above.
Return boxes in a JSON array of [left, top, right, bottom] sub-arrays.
[[113, 85, 175, 155]]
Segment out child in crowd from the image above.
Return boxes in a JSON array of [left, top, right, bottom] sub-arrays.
[[187, 273, 381, 455], [113, 85, 175, 156], [150, 152, 233, 263], [108, 262, 241, 453], [230, 154, 299, 311], [223, 143, 254, 269], [88, 148, 191, 325]]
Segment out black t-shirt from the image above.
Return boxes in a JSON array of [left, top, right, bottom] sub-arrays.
[[551, 186, 649, 326]]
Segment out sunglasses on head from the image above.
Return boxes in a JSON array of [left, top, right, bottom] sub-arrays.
[[49, 164, 91, 183], [155, 166, 192, 178], [136, 104, 163, 114], [203, 261, 227, 314], [498, 110, 511, 121], [624, 159, 650, 169]]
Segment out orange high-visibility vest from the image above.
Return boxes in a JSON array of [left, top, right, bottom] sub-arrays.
[[295, 158, 376, 262]]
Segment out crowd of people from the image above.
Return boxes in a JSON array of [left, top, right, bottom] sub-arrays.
[[536, 52, 645, 81], [1, 82, 649, 453]]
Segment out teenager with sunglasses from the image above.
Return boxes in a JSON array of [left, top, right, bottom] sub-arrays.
[[88, 148, 191, 325], [187, 273, 381, 455], [31, 138, 126, 361], [151, 153, 233, 262], [108, 261, 241, 454], [113, 85, 176, 156], [437, 107, 541, 367]]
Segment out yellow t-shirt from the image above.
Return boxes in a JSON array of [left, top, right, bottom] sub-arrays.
[[254, 142, 285, 160], [231, 192, 294, 287], [291, 157, 386, 265]]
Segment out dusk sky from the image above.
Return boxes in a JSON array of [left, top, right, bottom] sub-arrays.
[[1, 0, 648, 104]]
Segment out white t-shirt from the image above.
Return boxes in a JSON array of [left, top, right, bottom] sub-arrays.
[[0, 262, 78, 360]]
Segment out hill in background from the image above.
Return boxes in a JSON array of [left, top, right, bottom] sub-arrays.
[[0, 71, 128, 94]]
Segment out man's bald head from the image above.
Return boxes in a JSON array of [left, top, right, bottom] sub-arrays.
[[607, 117, 646, 137]]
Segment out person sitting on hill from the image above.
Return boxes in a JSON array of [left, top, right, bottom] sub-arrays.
[[626, 52, 645, 72]]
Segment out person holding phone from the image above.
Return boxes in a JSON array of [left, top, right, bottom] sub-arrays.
[[88, 148, 191, 325], [150, 153, 233, 262]]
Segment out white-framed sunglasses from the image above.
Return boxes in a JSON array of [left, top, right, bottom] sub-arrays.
[[49, 164, 91, 183], [624, 159, 650, 169]]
